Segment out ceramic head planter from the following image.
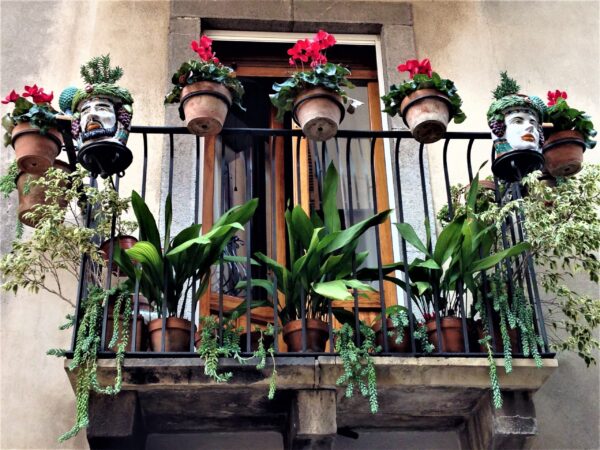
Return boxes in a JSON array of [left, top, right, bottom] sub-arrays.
[[72, 55, 133, 178], [487, 72, 546, 182]]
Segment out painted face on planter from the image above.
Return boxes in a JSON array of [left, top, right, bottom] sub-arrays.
[[79, 97, 118, 143], [504, 110, 540, 151]]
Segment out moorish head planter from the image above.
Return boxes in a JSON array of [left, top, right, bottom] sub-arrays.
[[72, 55, 133, 178], [487, 73, 546, 182]]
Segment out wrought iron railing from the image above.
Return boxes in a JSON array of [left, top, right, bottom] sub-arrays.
[[64, 125, 552, 359]]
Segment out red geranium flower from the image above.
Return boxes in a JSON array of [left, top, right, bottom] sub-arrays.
[[191, 36, 218, 63], [547, 89, 568, 106], [1, 89, 20, 104], [22, 84, 41, 98], [287, 38, 312, 63], [314, 29, 336, 50], [22, 85, 54, 104], [397, 58, 433, 79]]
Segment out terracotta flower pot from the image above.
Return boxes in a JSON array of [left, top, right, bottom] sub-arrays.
[[474, 320, 518, 353], [240, 330, 275, 352], [180, 81, 233, 136], [292, 88, 345, 141], [99, 235, 138, 274], [105, 315, 147, 352], [148, 317, 193, 352], [426, 316, 465, 353], [16, 160, 71, 228], [400, 88, 451, 144], [542, 130, 585, 177], [372, 318, 410, 352], [282, 318, 329, 352], [11, 123, 62, 175]]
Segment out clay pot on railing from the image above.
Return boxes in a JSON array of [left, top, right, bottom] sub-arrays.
[[292, 88, 345, 141], [282, 318, 329, 352], [180, 81, 233, 136], [12, 123, 63, 175], [99, 235, 138, 274], [426, 316, 465, 353], [399, 88, 451, 144], [16, 160, 71, 228], [148, 317, 192, 352], [542, 130, 586, 177], [372, 318, 410, 352]]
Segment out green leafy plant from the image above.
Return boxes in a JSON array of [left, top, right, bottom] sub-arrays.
[[2, 85, 58, 146], [270, 30, 354, 121], [387, 175, 529, 319], [113, 191, 258, 318], [334, 322, 380, 413], [381, 58, 466, 124], [480, 164, 600, 365], [545, 91, 596, 149], [165, 36, 244, 110], [0, 165, 132, 305], [492, 71, 520, 100], [436, 178, 497, 228], [53, 284, 132, 442], [242, 162, 390, 326]]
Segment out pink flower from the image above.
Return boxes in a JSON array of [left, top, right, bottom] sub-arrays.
[[191, 36, 218, 63], [397, 58, 433, 79], [547, 89, 568, 106], [314, 30, 336, 50], [22, 85, 53, 104], [1, 90, 20, 104]]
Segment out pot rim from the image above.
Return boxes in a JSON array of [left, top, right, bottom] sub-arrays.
[[11, 123, 63, 150], [282, 318, 329, 335], [291, 87, 346, 127], [399, 88, 452, 127], [179, 81, 233, 121], [148, 317, 192, 332], [543, 129, 586, 154]]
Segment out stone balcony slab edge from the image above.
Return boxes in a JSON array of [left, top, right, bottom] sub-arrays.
[[65, 356, 557, 393]]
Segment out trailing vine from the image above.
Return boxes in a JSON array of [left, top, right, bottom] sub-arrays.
[[334, 323, 380, 413], [197, 314, 249, 383], [254, 324, 277, 400], [413, 322, 434, 354], [52, 284, 131, 442], [386, 307, 409, 345]]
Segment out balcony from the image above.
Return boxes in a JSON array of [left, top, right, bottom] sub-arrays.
[[61, 125, 557, 449]]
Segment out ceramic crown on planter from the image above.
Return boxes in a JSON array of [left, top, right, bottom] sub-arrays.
[[381, 58, 466, 144], [542, 89, 596, 177], [165, 36, 244, 136], [2, 85, 62, 175], [487, 72, 546, 182], [71, 55, 134, 178], [270, 30, 354, 141]]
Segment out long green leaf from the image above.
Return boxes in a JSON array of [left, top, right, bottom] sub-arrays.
[[325, 209, 391, 253], [131, 191, 162, 252], [291, 205, 314, 250], [322, 162, 341, 233], [396, 222, 430, 257], [432, 217, 464, 265], [469, 242, 530, 273], [313, 280, 353, 301], [126, 242, 164, 281]]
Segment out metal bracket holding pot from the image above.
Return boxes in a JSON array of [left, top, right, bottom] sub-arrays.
[[542, 136, 587, 154], [178, 89, 233, 121], [399, 92, 453, 128], [291, 92, 346, 127]]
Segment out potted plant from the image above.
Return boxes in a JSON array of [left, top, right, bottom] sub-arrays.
[[243, 162, 390, 352], [165, 36, 244, 136], [71, 55, 134, 178], [113, 191, 258, 352], [270, 30, 354, 141], [393, 174, 529, 352], [0, 165, 129, 306], [381, 58, 466, 144], [2, 85, 62, 174], [487, 72, 546, 182], [543, 89, 596, 177]]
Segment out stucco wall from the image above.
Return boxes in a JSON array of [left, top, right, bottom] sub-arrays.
[[0, 1, 169, 448], [412, 2, 600, 449], [1, 1, 598, 449]]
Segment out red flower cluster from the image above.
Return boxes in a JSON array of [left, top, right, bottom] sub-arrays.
[[287, 30, 336, 68], [397, 58, 433, 79], [547, 89, 568, 106], [2, 85, 53, 104], [191, 36, 219, 64]]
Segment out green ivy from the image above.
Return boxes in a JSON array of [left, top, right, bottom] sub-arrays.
[[2, 96, 58, 145], [254, 324, 277, 400], [270, 63, 353, 121], [381, 72, 466, 124], [0, 160, 18, 198]]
